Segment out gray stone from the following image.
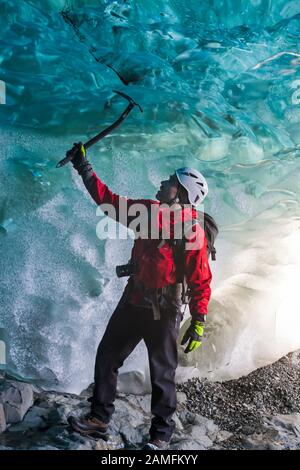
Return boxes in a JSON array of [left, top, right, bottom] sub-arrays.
[[188, 424, 213, 448], [170, 439, 207, 450], [117, 370, 152, 395], [173, 412, 184, 431], [115, 420, 144, 445], [0, 380, 34, 423], [8, 405, 50, 432], [122, 393, 151, 415], [0, 403, 6, 433], [176, 391, 187, 405], [54, 402, 88, 423], [109, 395, 150, 444], [95, 434, 124, 450], [241, 428, 282, 450], [178, 409, 197, 425], [269, 413, 300, 436], [215, 430, 233, 442], [263, 413, 300, 449], [113, 396, 149, 428], [193, 414, 219, 440]]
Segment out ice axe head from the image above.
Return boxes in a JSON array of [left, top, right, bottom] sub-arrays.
[[112, 89, 143, 113]]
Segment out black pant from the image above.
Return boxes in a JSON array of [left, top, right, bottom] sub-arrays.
[[91, 297, 183, 442]]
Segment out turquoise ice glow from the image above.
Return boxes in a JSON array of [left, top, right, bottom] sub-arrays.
[[0, 1, 300, 392]]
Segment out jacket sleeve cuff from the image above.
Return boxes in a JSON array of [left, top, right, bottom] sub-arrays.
[[191, 313, 207, 323]]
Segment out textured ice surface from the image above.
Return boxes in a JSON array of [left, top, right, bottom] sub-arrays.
[[0, 1, 300, 392]]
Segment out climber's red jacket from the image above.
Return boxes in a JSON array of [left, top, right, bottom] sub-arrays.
[[87, 172, 212, 319]]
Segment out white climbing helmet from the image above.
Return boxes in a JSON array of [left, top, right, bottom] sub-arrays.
[[175, 167, 208, 206]]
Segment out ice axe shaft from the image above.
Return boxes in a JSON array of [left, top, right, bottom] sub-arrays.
[[56, 90, 143, 168]]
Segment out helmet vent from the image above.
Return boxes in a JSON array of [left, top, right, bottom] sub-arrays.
[[182, 172, 197, 178], [196, 181, 204, 187]]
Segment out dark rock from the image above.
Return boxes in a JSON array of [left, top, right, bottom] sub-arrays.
[[0, 380, 34, 423], [8, 405, 50, 432], [0, 404, 6, 433], [264, 413, 300, 449]]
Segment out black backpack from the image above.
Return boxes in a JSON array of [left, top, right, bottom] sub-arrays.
[[170, 212, 218, 302], [171, 211, 218, 265], [198, 211, 218, 261]]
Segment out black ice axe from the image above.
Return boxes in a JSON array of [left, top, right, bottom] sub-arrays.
[[56, 90, 143, 168]]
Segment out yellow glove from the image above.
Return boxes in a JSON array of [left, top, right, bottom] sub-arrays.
[[71, 142, 86, 166], [180, 319, 204, 353]]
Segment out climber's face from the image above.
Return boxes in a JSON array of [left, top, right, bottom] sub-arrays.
[[156, 174, 179, 203]]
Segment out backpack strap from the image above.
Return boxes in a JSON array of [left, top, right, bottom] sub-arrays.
[[201, 212, 218, 261], [170, 213, 218, 304], [170, 218, 196, 304]]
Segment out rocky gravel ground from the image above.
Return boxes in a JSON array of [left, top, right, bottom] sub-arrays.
[[177, 350, 300, 434], [1, 350, 300, 450]]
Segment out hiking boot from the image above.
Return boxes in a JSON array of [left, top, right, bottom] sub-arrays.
[[142, 438, 170, 450], [68, 414, 109, 439]]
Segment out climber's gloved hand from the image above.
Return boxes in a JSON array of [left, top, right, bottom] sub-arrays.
[[70, 142, 93, 179], [70, 142, 86, 169], [180, 318, 205, 354]]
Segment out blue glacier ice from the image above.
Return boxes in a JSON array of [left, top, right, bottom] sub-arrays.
[[0, 0, 300, 392]]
